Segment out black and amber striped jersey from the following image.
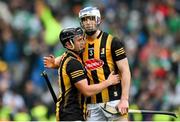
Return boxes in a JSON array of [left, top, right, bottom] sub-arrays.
[[82, 31, 127, 104], [56, 50, 87, 121]]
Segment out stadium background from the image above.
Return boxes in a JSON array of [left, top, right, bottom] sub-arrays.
[[0, 0, 179, 121]]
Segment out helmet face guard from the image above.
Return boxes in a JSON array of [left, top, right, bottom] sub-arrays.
[[79, 7, 101, 34], [59, 27, 83, 47]]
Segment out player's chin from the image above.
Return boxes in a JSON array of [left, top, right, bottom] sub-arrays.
[[85, 27, 94, 31]]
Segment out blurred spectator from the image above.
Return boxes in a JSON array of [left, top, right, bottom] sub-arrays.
[[2, 86, 25, 115], [0, 0, 179, 121], [23, 80, 38, 111], [0, 1, 12, 24]]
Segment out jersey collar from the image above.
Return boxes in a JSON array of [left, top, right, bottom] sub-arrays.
[[97, 31, 103, 39], [67, 50, 81, 60]]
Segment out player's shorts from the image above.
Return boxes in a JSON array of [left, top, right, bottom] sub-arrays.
[[57, 111, 84, 121], [86, 100, 128, 121], [56, 101, 84, 121]]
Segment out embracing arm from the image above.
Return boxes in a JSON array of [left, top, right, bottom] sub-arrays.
[[75, 71, 119, 97], [66, 58, 119, 97]]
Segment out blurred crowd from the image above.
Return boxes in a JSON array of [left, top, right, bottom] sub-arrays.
[[0, 0, 179, 121]]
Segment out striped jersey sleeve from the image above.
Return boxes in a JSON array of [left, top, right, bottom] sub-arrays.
[[111, 37, 127, 61], [66, 58, 87, 84]]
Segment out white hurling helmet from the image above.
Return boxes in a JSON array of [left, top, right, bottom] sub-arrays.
[[79, 7, 101, 26]]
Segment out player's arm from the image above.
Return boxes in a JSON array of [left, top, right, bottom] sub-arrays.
[[116, 58, 131, 115], [75, 71, 119, 96], [111, 37, 131, 114], [67, 59, 120, 97], [43, 55, 62, 68], [116, 58, 131, 101]]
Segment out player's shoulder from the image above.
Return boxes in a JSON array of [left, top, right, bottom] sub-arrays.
[[102, 30, 124, 45], [103, 31, 120, 40], [67, 57, 82, 66], [66, 56, 84, 72], [112, 36, 122, 42]]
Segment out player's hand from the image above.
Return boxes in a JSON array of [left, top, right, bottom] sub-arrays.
[[117, 99, 129, 115], [107, 71, 120, 86], [43, 55, 56, 68]]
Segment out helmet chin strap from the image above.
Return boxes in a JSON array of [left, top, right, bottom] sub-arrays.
[[68, 40, 75, 50], [68, 40, 84, 54]]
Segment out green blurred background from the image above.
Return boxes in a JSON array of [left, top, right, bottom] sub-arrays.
[[0, 0, 179, 121]]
